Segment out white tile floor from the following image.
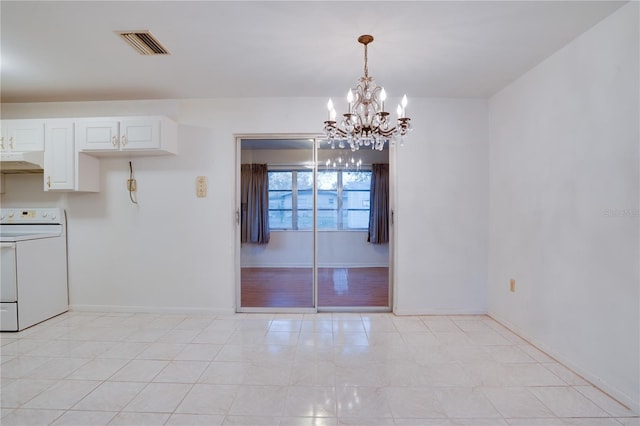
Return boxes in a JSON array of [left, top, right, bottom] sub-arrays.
[[1, 312, 637, 426]]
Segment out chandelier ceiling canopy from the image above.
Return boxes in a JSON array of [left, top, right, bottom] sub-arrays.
[[323, 35, 412, 151]]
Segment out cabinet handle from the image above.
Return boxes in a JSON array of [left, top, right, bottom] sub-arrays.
[[47, 176, 51, 188], [121, 135, 127, 146], [112, 136, 118, 147], [8, 137, 13, 150]]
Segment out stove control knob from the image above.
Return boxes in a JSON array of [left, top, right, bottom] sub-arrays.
[[8, 213, 14, 219], [42, 212, 48, 217], [0, 214, 4, 220], [51, 214, 57, 220]]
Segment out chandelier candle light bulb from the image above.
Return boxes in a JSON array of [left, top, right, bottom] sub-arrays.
[[323, 34, 412, 151], [327, 99, 337, 121], [401, 94, 408, 118]]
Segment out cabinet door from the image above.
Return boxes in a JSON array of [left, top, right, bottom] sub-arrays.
[[44, 121, 75, 191], [4, 120, 45, 151], [0, 121, 6, 151], [120, 119, 160, 150], [79, 120, 119, 151]]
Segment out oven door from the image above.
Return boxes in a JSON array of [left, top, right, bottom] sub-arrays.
[[1, 242, 18, 331], [1, 243, 17, 302]]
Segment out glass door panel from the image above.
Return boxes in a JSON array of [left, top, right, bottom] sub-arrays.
[[316, 145, 391, 309], [239, 138, 315, 310]]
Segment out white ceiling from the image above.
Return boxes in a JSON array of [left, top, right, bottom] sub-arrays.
[[0, 1, 626, 103]]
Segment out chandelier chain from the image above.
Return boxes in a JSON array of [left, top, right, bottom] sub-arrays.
[[363, 43, 369, 78]]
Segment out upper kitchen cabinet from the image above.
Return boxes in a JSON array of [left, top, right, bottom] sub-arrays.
[[78, 116, 177, 156], [44, 120, 99, 192], [1, 120, 45, 152]]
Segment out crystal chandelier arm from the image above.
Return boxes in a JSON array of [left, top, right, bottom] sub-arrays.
[[323, 120, 347, 138]]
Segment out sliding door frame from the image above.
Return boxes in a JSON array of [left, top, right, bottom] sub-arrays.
[[234, 133, 394, 314], [235, 133, 320, 314], [315, 140, 394, 313]]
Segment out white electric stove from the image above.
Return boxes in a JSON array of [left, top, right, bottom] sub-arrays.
[[0, 208, 69, 331]]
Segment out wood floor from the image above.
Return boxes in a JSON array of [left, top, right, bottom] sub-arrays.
[[241, 267, 389, 308]]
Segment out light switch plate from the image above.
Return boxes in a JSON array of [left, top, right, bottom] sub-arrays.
[[196, 176, 207, 197]]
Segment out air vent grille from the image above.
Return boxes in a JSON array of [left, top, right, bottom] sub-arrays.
[[117, 31, 170, 55]]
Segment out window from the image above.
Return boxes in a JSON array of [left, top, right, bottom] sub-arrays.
[[268, 171, 293, 229], [268, 169, 371, 230], [342, 171, 371, 229]]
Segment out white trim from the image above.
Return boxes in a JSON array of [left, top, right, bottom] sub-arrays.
[[240, 263, 388, 268], [70, 304, 235, 316], [237, 306, 317, 314], [393, 307, 488, 316]]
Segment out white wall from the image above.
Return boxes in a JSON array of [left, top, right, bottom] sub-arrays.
[[488, 3, 639, 411], [393, 98, 490, 314], [1, 97, 489, 316]]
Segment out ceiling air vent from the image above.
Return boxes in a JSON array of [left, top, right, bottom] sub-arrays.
[[117, 31, 170, 55]]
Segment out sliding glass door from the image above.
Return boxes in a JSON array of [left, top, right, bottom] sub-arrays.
[[316, 146, 391, 310], [236, 136, 391, 312], [238, 137, 315, 311]]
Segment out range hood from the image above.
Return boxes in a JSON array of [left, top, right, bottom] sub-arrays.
[[0, 151, 45, 173]]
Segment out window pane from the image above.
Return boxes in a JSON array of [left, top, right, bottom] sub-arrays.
[[342, 171, 371, 230], [268, 191, 292, 209], [343, 171, 371, 190], [344, 210, 369, 229], [297, 171, 313, 190], [317, 210, 337, 229], [317, 171, 337, 190], [269, 210, 292, 229], [268, 171, 292, 190], [297, 210, 313, 230], [298, 189, 313, 210], [342, 190, 370, 211], [268, 171, 292, 229], [317, 190, 338, 210]]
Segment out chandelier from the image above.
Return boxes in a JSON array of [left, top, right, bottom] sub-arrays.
[[323, 35, 412, 151], [324, 155, 363, 170]]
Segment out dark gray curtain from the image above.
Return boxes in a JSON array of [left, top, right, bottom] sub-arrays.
[[240, 164, 270, 244], [368, 163, 389, 244]]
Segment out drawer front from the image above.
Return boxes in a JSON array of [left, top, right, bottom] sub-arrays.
[[0, 302, 18, 331]]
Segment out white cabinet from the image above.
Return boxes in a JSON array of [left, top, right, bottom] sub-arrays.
[[78, 117, 177, 156], [1, 115, 176, 194], [44, 120, 99, 192], [1, 120, 45, 152]]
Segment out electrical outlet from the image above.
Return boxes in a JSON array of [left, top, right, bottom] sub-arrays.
[[127, 179, 137, 192], [510, 278, 516, 292]]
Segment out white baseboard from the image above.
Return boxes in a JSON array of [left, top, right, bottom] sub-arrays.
[[393, 307, 488, 316], [489, 311, 639, 415], [70, 304, 236, 316]]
